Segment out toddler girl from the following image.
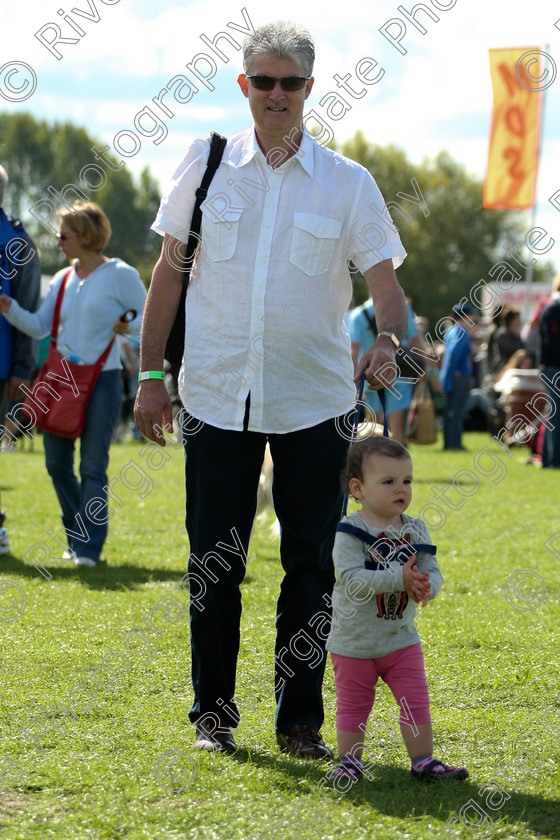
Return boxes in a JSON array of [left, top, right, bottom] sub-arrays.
[[326, 435, 468, 782]]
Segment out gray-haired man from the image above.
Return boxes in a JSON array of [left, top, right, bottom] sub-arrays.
[[135, 21, 408, 758]]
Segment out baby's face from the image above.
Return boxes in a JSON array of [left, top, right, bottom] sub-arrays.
[[352, 454, 413, 527]]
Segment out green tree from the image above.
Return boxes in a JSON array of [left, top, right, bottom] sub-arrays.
[[339, 131, 553, 325], [0, 112, 54, 217], [0, 112, 161, 283]]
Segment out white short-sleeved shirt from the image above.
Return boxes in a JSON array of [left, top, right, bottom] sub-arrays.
[[152, 127, 406, 433]]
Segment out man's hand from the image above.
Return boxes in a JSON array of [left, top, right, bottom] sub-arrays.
[[0, 295, 12, 314], [354, 335, 398, 390], [8, 376, 28, 401], [358, 258, 407, 390], [134, 380, 174, 446], [402, 555, 431, 606]]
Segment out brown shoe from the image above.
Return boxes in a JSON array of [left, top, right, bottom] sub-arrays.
[[194, 721, 237, 753], [276, 723, 333, 759]]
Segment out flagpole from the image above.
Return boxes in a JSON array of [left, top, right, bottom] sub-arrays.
[[523, 43, 550, 320]]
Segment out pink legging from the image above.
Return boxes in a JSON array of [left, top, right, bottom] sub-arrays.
[[331, 643, 431, 732]]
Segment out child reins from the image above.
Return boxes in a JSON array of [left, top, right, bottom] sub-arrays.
[[341, 374, 388, 517]]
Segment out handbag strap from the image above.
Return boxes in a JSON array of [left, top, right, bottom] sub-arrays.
[[50, 268, 73, 343], [184, 131, 228, 280], [95, 334, 116, 371]]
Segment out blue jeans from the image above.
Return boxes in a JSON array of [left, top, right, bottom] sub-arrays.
[[542, 366, 560, 468], [443, 372, 471, 449], [43, 369, 123, 561]]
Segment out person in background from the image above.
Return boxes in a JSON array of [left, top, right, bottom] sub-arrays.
[[539, 274, 560, 468], [350, 298, 424, 443], [414, 315, 445, 417], [522, 282, 557, 365], [0, 202, 146, 566], [113, 334, 143, 442], [485, 306, 502, 376], [0, 164, 42, 555], [491, 307, 525, 372], [440, 302, 479, 451]]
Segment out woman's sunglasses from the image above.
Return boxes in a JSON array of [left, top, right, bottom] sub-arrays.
[[56, 232, 78, 241], [245, 74, 310, 91]]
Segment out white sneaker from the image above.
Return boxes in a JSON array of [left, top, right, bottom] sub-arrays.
[[62, 548, 76, 562], [0, 527, 10, 555], [74, 555, 98, 567]]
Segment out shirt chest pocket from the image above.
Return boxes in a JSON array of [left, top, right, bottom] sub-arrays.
[[289, 214, 342, 276], [200, 202, 243, 262]]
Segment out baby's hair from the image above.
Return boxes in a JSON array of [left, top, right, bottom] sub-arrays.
[[341, 435, 411, 496]]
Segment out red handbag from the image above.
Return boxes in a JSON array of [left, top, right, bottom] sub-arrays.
[[21, 269, 115, 439]]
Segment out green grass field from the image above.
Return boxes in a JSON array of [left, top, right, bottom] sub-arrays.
[[1, 430, 559, 840]]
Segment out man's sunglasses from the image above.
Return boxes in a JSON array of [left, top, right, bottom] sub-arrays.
[[245, 74, 310, 91], [56, 232, 78, 240]]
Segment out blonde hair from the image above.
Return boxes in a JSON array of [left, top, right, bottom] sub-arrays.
[[59, 201, 111, 252]]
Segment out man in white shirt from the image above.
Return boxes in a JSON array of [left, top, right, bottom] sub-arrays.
[[135, 20, 408, 758]]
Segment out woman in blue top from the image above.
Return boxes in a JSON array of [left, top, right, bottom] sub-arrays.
[[0, 202, 146, 566], [350, 299, 423, 443]]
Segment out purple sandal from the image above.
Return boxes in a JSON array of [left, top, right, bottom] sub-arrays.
[[411, 758, 468, 780]]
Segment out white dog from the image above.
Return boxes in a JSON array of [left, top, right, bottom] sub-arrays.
[[255, 444, 274, 520]]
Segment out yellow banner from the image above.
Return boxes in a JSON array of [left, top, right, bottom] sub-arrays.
[[483, 48, 542, 210]]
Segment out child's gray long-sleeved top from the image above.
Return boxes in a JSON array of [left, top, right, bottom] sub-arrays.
[[326, 511, 442, 659]]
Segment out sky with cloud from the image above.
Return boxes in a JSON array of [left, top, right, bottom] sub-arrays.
[[2, 0, 559, 272]]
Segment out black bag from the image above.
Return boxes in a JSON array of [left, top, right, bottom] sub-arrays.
[[164, 132, 228, 365], [360, 305, 422, 381]]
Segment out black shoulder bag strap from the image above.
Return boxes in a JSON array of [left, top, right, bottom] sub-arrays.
[[164, 131, 228, 364], [361, 303, 378, 338]]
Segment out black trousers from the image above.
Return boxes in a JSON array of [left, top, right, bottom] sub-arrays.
[[183, 412, 350, 733]]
